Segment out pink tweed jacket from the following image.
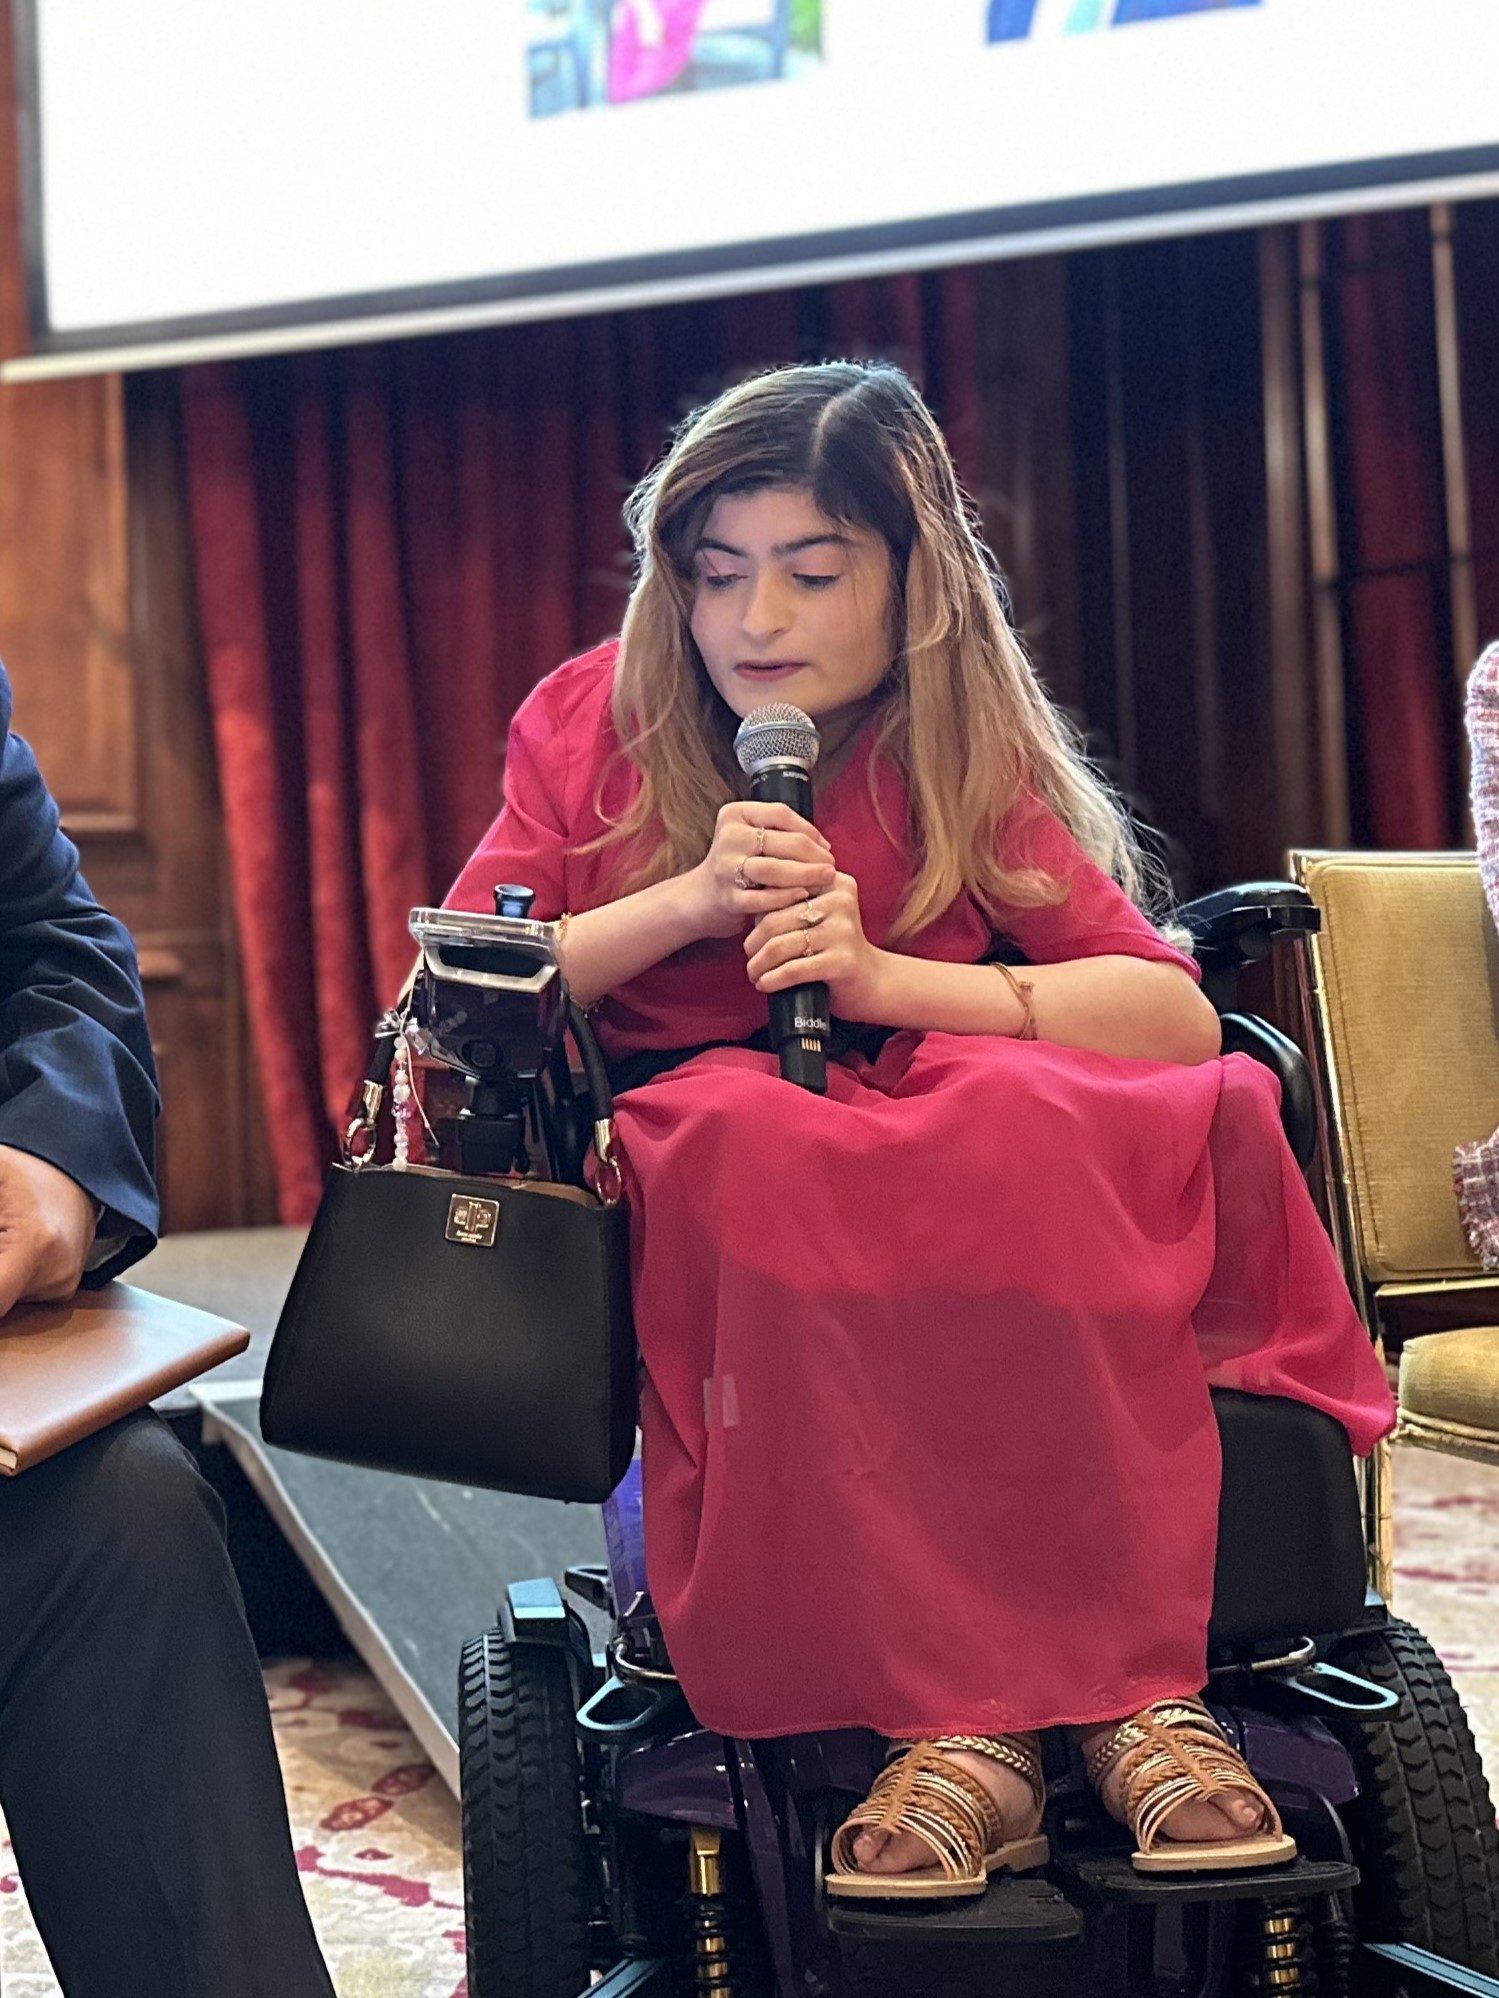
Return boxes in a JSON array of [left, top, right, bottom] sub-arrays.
[[1457, 638, 1499, 1268]]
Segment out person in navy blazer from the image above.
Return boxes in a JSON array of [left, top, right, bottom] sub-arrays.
[[0, 664, 335, 1998], [0, 665, 159, 1310]]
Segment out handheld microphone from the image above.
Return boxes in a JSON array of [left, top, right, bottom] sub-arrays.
[[733, 703, 830, 1095]]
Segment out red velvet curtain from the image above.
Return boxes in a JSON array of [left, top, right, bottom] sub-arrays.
[[1327, 212, 1457, 849], [1328, 204, 1499, 847], [181, 275, 980, 1221], [1457, 202, 1499, 662]]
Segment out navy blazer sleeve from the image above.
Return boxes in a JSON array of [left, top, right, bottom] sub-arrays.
[[0, 666, 160, 1281]]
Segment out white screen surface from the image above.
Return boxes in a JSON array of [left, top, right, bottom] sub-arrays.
[[13, 0, 1499, 375]]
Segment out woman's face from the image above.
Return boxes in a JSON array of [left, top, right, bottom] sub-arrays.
[[688, 486, 896, 728]]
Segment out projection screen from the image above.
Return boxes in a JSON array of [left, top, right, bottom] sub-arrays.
[[6, 0, 1499, 380]]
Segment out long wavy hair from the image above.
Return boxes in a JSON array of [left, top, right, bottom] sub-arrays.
[[587, 360, 1161, 945]]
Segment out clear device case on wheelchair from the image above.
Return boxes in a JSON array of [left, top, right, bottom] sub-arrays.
[[405, 888, 607, 1191]]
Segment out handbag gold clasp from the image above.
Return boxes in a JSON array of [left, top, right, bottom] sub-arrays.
[[593, 1119, 624, 1208], [445, 1194, 500, 1247], [343, 1082, 384, 1168]]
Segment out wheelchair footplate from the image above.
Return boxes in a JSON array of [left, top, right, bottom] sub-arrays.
[[1056, 1852, 1358, 1906], [822, 1871, 1084, 1947]]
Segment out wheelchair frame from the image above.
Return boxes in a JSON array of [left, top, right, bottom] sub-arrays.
[[459, 880, 1499, 1998]]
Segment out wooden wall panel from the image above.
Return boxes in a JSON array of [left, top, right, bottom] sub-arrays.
[[0, 379, 138, 830], [0, 374, 277, 1228], [1063, 230, 1286, 892], [974, 256, 1083, 717]]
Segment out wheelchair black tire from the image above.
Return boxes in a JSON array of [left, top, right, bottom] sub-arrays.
[[1325, 1617, 1499, 1973], [459, 1628, 593, 1998]]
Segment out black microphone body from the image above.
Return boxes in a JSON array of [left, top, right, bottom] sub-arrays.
[[749, 759, 830, 1094]]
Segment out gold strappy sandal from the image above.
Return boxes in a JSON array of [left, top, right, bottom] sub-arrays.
[[825, 1734, 1050, 1901], [1085, 1698, 1297, 1875]]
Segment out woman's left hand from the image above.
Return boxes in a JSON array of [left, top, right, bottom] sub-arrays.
[[744, 872, 891, 1024]]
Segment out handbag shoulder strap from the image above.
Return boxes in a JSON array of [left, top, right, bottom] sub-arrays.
[[342, 1005, 409, 1165]]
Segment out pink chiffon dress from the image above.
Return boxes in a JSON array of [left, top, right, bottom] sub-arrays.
[[447, 642, 1395, 1740]]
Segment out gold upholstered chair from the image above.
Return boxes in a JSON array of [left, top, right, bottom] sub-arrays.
[[1288, 851, 1499, 1514]]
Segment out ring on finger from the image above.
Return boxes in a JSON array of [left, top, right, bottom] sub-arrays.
[[800, 932, 817, 958], [801, 902, 825, 928], [734, 860, 752, 891], [755, 826, 767, 857]]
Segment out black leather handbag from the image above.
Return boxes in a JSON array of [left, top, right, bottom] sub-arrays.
[[259, 1002, 637, 1503]]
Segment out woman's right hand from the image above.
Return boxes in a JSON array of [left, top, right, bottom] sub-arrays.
[[682, 802, 837, 941]]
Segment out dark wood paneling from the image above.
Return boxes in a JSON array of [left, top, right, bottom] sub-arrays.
[[1189, 230, 1278, 876], [1116, 238, 1212, 885], [0, 380, 139, 832], [974, 257, 1083, 717], [1063, 230, 1285, 893]]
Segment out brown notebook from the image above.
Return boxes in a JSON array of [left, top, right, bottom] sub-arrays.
[[0, 1283, 250, 1474]]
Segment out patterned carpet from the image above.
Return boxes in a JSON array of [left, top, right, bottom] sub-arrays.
[[2, 1442, 1497, 1995], [0, 1662, 466, 1998]]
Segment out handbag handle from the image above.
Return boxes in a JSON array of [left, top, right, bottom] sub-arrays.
[[566, 999, 623, 1205], [343, 1003, 409, 1165], [342, 960, 624, 1203]]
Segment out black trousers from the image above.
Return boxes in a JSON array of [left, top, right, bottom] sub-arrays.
[[0, 1410, 337, 1998]]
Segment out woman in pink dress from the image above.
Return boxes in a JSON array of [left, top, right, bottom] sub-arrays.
[[447, 361, 1394, 1900]]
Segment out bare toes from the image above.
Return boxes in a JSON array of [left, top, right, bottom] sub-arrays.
[[857, 1829, 924, 1873], [1159, 1794, 1263, 1845]]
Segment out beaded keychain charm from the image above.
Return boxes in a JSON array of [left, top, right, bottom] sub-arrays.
[[390, 1021, 433, 1170]]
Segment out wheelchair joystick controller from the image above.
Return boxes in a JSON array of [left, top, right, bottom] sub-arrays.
[[452, 887, 541, 1176], [405, 883, 569, 1181], [455, 1078, 529, 1178]]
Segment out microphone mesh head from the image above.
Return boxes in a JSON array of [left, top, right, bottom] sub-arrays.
[[733, 703, 821, 776]]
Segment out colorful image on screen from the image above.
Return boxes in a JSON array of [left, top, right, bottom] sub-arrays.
[[989, 0, 1260, 39], [528, 0, 823, 117]]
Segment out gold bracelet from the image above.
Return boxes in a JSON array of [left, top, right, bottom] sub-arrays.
[[990, 960, 1038, 1041], [553, 911, 602, 1014]]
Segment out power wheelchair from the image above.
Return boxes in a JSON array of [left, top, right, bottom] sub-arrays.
[[442, 881, 1499, 1998]]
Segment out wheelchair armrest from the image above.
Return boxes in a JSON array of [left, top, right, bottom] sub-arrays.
[[1177, 881, 1319, 972], [1219, 1012, 1319, 1173], [1178, 882, 1320, 1014]]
